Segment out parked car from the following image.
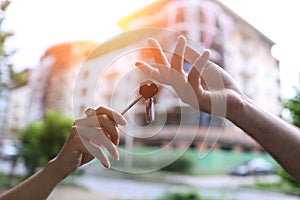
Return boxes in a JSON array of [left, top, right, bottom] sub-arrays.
[[229, 158, 276, 176], [0, 139, 20, 160]]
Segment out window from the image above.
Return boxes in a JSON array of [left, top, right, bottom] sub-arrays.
[[81, 88, 87, 96], [83, 70, 89, 79]]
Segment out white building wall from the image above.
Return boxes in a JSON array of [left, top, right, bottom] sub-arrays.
[[6, 85, 31, 138]]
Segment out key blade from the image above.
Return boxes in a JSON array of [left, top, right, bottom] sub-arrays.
[[150, 98, 155, 122], [121, 95, 143, 115], [145, 98, 155, 124]]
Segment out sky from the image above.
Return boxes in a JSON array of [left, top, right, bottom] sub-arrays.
[[220, 0, 300, 98], [3, 0, 300, 98]]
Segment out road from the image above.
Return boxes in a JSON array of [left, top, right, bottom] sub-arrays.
[[64, 162, 300, 200], [1, 159, 300, 200], [70, 173, 300, 200]]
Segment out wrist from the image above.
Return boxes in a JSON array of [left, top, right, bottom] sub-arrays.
[[226, 92, 252, 124], [46, 158, 70, 181]]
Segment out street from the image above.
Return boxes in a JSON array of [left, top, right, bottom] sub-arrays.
[[1, 159, 300, 200], [69, 172, 300, 200], [60, 161, 300, 200]]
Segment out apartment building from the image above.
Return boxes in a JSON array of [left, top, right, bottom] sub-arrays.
[[6, 0, 280, 152]]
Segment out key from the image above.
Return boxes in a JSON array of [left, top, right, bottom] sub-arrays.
[[145, 97, 155, 124], [121, 95, 143, 115], [139, 80, 159, 99], [121, 80, 159, 116]]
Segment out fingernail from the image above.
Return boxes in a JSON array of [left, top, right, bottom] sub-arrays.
[[85, 108, 96, 116], [135, 61, 144, 67], [147, 37, 155, 44], [204, 49, 211, 56], [119, 116, 127, 125], [178, 35, 186, 41], [101, 162, 110, 168], [113, 150, 120, 160]]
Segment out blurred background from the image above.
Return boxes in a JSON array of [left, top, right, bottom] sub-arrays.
[[0, 0, 300, 200]]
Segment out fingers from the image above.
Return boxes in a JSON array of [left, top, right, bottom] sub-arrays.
[[95, 106, 126, 146], [74, 115, 99, 127], [97, 114, 120, 146], [191, 50, 211, 75], [147, 38, 171, 84], [147, 38, 170, 66], [67, 126, 94, 165], [187, 50, 210, 91], [171, 35, 186, 74], [74, 106, 125, 168], [83, 106, 127, 126], [75, 107, 127, 146], [95, 106, 127, 126], [135, 61, 163, 83], [76, 126, 119, 168]]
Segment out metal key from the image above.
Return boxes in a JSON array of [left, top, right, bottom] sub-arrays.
[[121, 95, 143, 115], [121, 80, 158, 120], [145, 97, 155, 124]]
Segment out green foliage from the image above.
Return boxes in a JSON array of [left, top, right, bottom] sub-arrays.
[[253, 180, 300, 196], [277, 168, 300, 188], [284, 87, 300, 128], [0, 0, 15, 93], [249, 163, 300, 196], [19, 111, 73, 176], [161, 154, 194, 174], [156, 191, 217, 200], [281, 88, 300, 188]]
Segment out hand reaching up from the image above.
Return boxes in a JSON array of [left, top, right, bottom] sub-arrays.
[[135, 36, 244, 118]]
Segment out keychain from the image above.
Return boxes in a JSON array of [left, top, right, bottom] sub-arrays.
[[121, 80, 158, 124]]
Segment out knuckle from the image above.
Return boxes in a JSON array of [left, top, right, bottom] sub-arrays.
[[98, 114, 108, 123], [96, 106, 105, 112], [74, 119, 80, 125]]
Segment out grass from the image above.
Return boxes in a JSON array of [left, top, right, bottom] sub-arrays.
[[155, 191, 224, 200], [248, 181, 300, 196], [245, 168, 300, 197]]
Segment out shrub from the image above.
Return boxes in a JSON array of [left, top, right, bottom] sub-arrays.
[[283, 87, 300, 127], [161, 154, 194, 174], [19, 111, 73, 176], [277, 168, 300, 188], [156, 191, 217, 200]]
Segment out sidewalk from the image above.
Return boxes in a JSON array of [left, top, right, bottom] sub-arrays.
[[1, 159, 300, 200], [68, 166, 300, 200], [48, 186, 121, 200]]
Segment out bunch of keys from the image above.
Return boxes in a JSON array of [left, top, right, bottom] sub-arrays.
[[121, 80, 159, 124]]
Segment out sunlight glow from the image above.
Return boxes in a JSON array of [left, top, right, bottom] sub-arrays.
[[3, 0, 157, 70], [3, 0, 300, 98]]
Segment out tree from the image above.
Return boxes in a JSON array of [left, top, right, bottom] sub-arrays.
[[19, 111, 73, 176], [0, 0, 15, 93], [284, 87, 300, 128], [279, 87, 300, 187]]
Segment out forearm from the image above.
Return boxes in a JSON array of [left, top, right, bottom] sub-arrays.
[[228, 95, 300, 181], [0, 160, 67, 200]]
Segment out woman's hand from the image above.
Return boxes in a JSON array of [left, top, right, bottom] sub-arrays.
[[52, 106, 126, 178], [135, 36, 244, 118]]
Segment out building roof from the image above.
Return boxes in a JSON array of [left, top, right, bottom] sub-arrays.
[[86, 0, 275, 61], [42, 41, 99, 69], [118, 0, 275, 45]]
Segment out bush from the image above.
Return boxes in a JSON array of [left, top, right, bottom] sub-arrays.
[[251, 169, 300, 196], [19, 111, 73, 176], [277, 168, 300, 188], [161, 154, 194, 174], [283, 87, 300, 127], [156, 191, 217, 200]]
